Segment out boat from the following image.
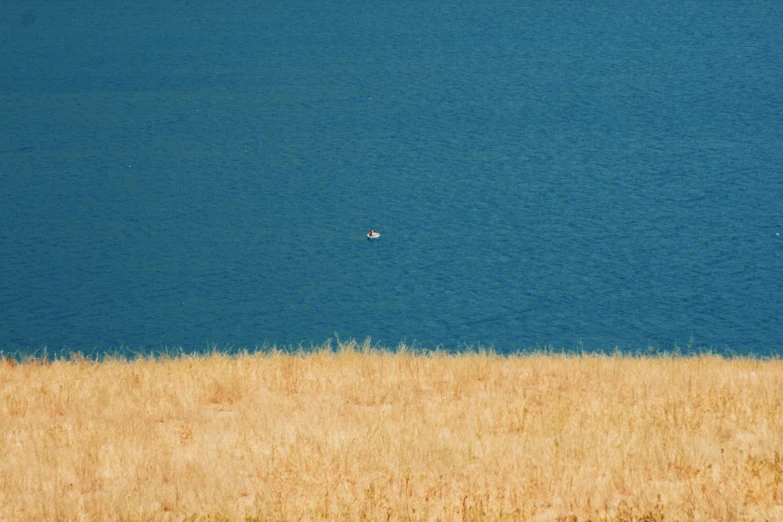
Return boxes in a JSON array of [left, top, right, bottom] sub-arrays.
[[367, 230, 380, 240]]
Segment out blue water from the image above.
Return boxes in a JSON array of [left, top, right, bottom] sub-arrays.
[[1, 0, 781, 357]]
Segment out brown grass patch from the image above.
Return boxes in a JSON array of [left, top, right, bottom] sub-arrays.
[[1, 340, 781, 521]]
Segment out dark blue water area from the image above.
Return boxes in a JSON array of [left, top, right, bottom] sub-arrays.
[[1, 0, 781, 357]]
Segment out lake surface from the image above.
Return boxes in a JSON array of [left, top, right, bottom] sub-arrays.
[[1, 0, 781, 357]]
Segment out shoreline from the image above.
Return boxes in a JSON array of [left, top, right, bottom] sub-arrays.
[[3, 337, 780, 364]]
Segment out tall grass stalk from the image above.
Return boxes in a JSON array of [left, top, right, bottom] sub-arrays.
[[1, 340, 781, 521]]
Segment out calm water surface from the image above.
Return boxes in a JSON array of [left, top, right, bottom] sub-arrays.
[[1, 1, 781, 356]]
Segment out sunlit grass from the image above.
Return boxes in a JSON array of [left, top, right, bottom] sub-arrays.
[[1, 340, 781, 521]]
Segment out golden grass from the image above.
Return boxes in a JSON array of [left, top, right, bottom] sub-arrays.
[[1, 340, 782, 521]]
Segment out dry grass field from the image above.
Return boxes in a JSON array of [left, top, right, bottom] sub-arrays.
[[1, 340, 781, 521]]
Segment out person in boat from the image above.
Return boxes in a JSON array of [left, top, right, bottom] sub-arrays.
[[367, 230, 379, 238]]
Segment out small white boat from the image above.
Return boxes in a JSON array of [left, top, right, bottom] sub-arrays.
[[367, 230, 380, 240]]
